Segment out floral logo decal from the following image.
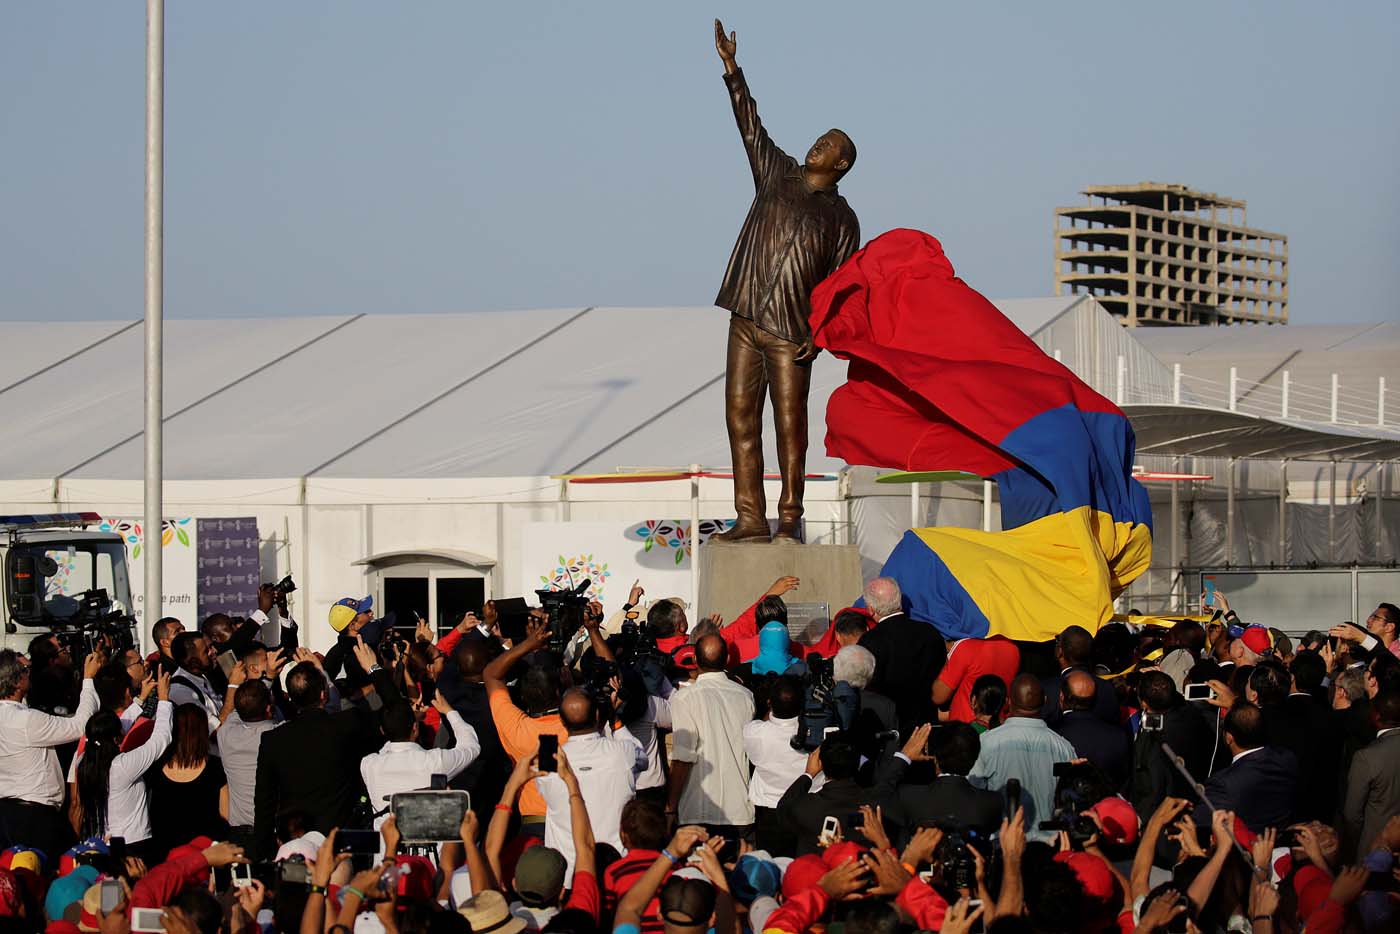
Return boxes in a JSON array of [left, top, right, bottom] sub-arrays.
[[98, 517, 192, 559], [628, 519, 736, 565], [539, 554, 610, 599]]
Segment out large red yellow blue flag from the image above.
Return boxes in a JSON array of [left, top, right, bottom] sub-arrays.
[[810, 229, 1153, 642]]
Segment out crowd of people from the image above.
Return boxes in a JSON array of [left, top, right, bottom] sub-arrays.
[[0, 575, 1396, 934]]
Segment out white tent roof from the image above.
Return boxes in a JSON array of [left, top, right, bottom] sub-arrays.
[[3, 300, 1395, 483]]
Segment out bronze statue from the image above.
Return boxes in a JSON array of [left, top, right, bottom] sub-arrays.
[[711, 19, 861, 544]]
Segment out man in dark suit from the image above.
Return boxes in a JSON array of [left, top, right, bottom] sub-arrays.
[[1276, 652, 1342, 821], [1196, 702, 1298, 833], [858, 578, 946, 734], [777, 734, 873, 856], [1342, 688, 1400, 859], [1041, 626, 1117, 725], [253, 637, 399, 859], [1054, 671, 1131, 790], [1129, 671, 1217, 817], [436, 634, 510, 825], [874, 722, 1002, 843]]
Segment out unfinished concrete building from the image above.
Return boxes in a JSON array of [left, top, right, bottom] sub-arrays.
[[1054, 183, 1287, 327]]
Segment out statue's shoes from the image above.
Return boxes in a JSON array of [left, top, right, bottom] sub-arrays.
[[713, 523, 772, 544]]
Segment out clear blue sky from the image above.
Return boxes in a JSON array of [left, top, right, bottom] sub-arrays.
[[3, 1, 1396, 324]]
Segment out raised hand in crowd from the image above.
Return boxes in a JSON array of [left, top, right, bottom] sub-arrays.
[[765, 575, 801, 597], [901, 825, 943, 869], [941, 896, 987, 934], [83, 644, 107, 679], [415, 616, 435, 643], [1135, 888, 1187, 934], [862, 846, 911, 897], [351, 632, 378, 673], [818, 855, 869, 900]]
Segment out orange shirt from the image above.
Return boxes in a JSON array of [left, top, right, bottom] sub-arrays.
[[488, 686, 568, 817]]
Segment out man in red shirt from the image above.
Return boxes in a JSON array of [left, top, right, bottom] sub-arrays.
[[935, 635, 1021, 723]]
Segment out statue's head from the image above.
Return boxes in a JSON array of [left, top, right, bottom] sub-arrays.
[[805, 128, 856, 178]]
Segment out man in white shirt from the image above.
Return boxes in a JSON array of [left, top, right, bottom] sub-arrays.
[[535, 689, 645, 883], [622, 684, 671, 795], [668, 634, 756, 833], [0, 647, 103, 858], [743, 674, 819, 855], [168, 632, 223, 734], [360, 692, 481, 831]]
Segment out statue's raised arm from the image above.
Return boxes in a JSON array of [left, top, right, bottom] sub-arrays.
[[714, 19, 787, 189]]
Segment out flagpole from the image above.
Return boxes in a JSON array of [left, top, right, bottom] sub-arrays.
[[144, 0, 164, 632]]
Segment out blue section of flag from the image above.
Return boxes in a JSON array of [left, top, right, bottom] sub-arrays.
[[990, 406, 1153, 534]]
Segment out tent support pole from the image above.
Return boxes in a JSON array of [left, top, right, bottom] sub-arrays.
[[1329, 460, 1337, 563], [1226, 459, 1236, 567], [689, 465, 700, 617], [1279, 460, 1288, 566], [1170, 456, 1181, 612], [982, 480, 993, 532], [910, 482, 920, 529], [143, 0, 164, 629], [1376, 462, 1385, 563]]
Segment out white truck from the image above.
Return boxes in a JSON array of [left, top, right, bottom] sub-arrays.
[[1, 512, 140, 655]]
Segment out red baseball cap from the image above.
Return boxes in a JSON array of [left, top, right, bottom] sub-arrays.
[[782, 855, 828, 901], [1240, 626, 1273, 656], [392, 855, 436, 902], [1293, 865, 1332, 921], [1087, 797, 1139, 846], [821, 842, 865, 870]]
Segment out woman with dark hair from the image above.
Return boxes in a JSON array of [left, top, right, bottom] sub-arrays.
[[75, 672, 172, 859], [147, 703, 229, 859], [969, 673, 1007, 734]]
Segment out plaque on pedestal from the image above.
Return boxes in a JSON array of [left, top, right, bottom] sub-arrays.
[[699, 542, 863, 644]]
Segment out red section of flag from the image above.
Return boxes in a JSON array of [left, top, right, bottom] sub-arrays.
[[809, 228, 1121, 472]]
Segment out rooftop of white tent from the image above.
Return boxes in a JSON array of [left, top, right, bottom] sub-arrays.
[[0, 300, 1395, 482]]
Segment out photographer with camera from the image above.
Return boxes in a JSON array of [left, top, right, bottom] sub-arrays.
[[577, 600, 674, 800], [251, 577, 299, 652]]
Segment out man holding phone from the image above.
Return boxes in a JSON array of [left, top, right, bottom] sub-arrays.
[[535, 690, 645, 882]]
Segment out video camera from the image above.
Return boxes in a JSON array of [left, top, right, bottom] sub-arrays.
[[609, 616, 673, 696], [534, 578, 592, 655], [791, 653, 858, 752], [53, 588, 137, 656], [1037, 760, 1113, 849]]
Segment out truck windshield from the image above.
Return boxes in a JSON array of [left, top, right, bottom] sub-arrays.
[[9, 541, 133, 624]]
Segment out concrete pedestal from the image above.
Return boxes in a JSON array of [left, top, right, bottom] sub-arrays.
[[699, 542, 864, 643]]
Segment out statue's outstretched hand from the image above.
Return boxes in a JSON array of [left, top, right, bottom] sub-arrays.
[[714, 19, 737, 68]]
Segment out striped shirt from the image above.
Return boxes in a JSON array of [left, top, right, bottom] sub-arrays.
[[603, 850, 669, 934]]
